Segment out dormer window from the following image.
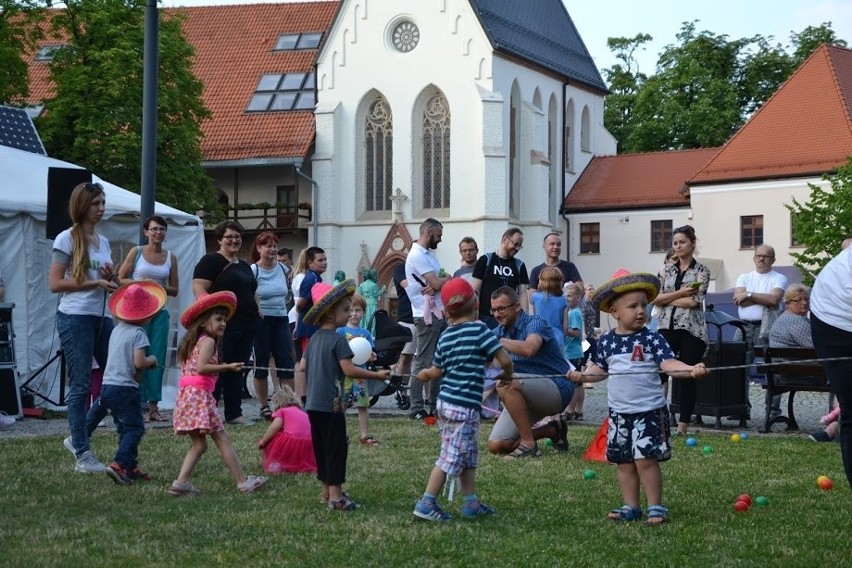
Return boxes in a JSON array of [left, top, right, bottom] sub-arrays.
[[247, 72, 316, 112], [274, 32, 322, 51], [35, 44, 65, 61]]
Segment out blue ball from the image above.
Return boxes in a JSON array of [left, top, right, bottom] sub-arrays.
[[686, 437, 697, 447], [739, 432, 749, 440]]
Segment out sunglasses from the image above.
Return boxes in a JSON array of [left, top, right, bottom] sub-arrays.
[[84, 182, 104, 192]]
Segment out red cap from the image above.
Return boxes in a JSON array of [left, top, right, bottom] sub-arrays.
[[441, 277, 475, 310]]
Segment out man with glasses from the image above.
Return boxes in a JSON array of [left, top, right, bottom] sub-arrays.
[[528, 232, 583, 295], [453, 237, 479, 282], [405, 218, 449, 419], [471, 228, 529, 328], [732, 244, 788, 420], [486, 287, 573, 458]]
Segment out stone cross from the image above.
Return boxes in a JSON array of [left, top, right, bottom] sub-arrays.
[[390, 187, 408, 222]]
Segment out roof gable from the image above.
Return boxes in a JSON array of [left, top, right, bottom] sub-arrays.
[[563, 148, 719, 212], [468, 0, 606, 93], [690, 45, 852, 185]]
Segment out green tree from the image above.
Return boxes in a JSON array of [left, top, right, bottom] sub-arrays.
[[786, 158, 852, 285], [789, 23, 847, 67], [601, 33, 651, 150], [0, 0, 43, 104], [36, 0, 217, 216]]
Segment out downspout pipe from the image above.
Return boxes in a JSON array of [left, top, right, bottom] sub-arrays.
[[295, 163, 319, 245], [560, 80, 570, 260]]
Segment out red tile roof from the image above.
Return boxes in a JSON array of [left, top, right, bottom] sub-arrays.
[[26, 2, 340, 163], [690, 45, 852, 185], [562, 148, 719, 212]]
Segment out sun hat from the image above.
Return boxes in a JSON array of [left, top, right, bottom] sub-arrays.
[[303, 279, 356, 326], [180, 291, 237, 328], [108, 282, 167, 324], [441, 277, 475, 310], [591, 270, 660, 313]]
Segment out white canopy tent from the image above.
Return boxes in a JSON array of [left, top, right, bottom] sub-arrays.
[[0, 145, 205, 410]]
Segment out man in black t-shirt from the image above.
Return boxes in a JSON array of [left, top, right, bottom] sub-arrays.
[[392, 262, 416, 378], [471, 228, 529, 328]]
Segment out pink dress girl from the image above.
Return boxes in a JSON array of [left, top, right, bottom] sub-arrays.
[[261, 406, 317, 474], [172, 332, 223, 435]]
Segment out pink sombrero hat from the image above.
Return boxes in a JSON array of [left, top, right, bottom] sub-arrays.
[[180, 291, 237, 328], [108, 281, 167, 324], [303, 279, 356, 326], [591, 270, 660, 313]]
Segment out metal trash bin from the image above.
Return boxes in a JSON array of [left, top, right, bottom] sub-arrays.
[[671, 308, 749, 429]]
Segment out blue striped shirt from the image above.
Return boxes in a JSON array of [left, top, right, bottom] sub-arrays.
[[434, 321, 502, 409]]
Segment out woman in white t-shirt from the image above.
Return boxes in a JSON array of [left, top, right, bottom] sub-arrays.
[[117, 215, 179, 422], [48, 182, 119, 474], [287, 249, 309, 359]]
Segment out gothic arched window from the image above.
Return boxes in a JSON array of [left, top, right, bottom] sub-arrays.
[[364, 97, 393, 211], [421, 92, 451, 209]]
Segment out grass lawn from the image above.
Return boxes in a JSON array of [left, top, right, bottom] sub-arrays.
[[0, 417, 845, 567]]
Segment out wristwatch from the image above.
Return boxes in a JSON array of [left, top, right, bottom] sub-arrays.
[[747, 292, 752, 299]]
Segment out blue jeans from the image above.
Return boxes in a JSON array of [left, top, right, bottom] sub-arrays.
[[253, 316, 295, 381], [57, 313, 113, 457], [215, 318, 259, 421], [86, 385, 145, 469]]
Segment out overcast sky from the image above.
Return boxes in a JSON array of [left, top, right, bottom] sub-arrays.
[[166, 0, 852, 76]]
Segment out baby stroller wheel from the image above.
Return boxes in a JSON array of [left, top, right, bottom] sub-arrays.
[[396, 392, 410, 410]]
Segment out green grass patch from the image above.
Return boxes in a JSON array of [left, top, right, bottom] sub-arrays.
[[0, 419, 845, 566]]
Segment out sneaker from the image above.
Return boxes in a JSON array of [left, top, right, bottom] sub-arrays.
[[107, 462, 131, 485], [409, 409, 428, 420], [549, 419, 569, 453], [329, 494, 360, 511], [460, 499, 496, 518], [127, 467, 153, 481], [74, 451, 109, 474], [168, 480, 200, 497], [0, 412, 15, 430], [238, 475, 268, 494], [63, 436, 77, 458], [413, 499, 451, 521], [809, 430, 835, 443]]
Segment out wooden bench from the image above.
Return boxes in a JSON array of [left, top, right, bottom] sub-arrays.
[[754, 346, 831, 432]]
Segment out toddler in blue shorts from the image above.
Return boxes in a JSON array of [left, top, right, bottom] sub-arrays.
[[413, 278, 514, 522], [568, 271, 708, 526]]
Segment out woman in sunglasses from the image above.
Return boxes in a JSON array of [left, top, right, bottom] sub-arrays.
[[117, 215, 180, 422], [49, 182, 119, 477]]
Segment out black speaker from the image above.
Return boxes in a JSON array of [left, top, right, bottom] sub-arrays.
[[0, 368, 21, 417], [47, 167, 92, 240]]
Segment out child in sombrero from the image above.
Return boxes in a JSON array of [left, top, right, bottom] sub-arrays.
[[76, 282, 165, 484], [299, 280, 391, 510], [168, 291, 268, 496], [568, 271, 708, 526]]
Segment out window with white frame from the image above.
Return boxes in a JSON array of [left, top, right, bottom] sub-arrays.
[[364, 97, 393, 212], [421, 92, 451, 210]]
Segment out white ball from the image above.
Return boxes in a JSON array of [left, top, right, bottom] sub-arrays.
[[349, 336, 372, 366]]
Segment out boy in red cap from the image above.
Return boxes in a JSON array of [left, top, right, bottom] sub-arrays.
[[413, 278, 514, 521], [69, 282, 165, 484]]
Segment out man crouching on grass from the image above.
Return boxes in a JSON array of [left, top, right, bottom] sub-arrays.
[[413, 278, 513, 522], [569, 272, 708, 526]]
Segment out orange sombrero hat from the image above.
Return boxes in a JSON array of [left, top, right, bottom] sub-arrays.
[[180, 291, 237, 328], [303, 279, 356, 326], [108, 281, 167, 324], [591, 270, 660, 313]]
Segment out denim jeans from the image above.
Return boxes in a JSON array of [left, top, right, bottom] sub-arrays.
[[86, 385, 145, 469], [410, 317, 447, 412], [253, 316, 295, 381], [57, 313, 114, 457], [215, 318, 259, 421], [811, 314, 852, 489]]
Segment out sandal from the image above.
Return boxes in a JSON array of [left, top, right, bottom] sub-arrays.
[[548, 419, 569, 453], [148, 410, 165, 422], [360, 435, 380, 446], [503, 444, 541, 460], [608, 505, 643, 522], [645, 505, 668, 526], [260, 406, 272, 421]]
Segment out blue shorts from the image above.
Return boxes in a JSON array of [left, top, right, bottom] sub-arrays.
[[606, 406, 671, 464], [435, 400, 480, 477]]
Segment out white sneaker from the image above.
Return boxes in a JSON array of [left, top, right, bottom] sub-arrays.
[[0, 412, 15, 430], [63, 436, 77, 457], [74, 451, 109, 474], [238, 475, 268, 494]]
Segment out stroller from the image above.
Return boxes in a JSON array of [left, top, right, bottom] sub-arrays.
[[365, 309, 412, 410]]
